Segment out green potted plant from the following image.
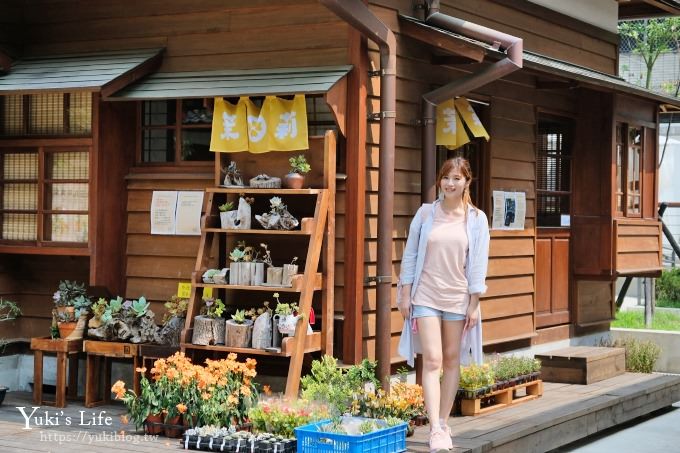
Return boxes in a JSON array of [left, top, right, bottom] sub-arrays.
[[225, 308, 255, 348], [191, 297, 226, 345], [52, 280, 91, 339], [273, 292, 299, 337], [283, 154, 311, 189]]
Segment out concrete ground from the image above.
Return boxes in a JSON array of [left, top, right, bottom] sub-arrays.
[[552, 401, 680, 452]]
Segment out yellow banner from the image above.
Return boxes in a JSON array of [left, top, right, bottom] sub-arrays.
[[455, 98, 490, 140], [436, 99, 469, 149], [267, 94, 309, 151], [245, 97, 270, 153], [210, 97, 249, 152]]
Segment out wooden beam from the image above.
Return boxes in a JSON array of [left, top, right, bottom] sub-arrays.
[[343, 28, 368, 365], [431, 55, 481, 66], [398, 16, 486, 63], [100, 50, 164, 99]]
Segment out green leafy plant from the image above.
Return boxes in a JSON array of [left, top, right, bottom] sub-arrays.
[[459, 363, 495, 391], [131, 297, 150, 318], [231, 309, 248, 324], [218, 201, 235, 212], [288, 154, 311, 174], [656, 267, 680, 303], [603, 336, 661, 373], [249, 398, 329, 437], [301, 356, 380, 416], [229, 241, 255, 262], [0, 299, 21, 322], [163, 295, 189, 325], [200, 297, 225, 319], [53, 280, 91, 319], [273, 292, 298, 316]]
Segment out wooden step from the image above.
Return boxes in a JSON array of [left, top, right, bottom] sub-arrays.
[[535, 346, 625, 385]]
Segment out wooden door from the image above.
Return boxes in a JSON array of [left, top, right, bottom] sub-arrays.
[[535, 230, 570, 327]]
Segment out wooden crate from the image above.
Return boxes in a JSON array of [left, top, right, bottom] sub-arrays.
[[535, 346, 625, 385], [460, 379, 543, 416]]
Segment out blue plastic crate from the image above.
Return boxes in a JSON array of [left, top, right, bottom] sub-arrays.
[[295, 418, 407, 453]]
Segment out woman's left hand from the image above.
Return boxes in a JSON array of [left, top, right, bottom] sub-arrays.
[[464, 304, 479, 332]]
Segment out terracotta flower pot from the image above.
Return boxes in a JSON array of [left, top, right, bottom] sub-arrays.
[[57, 321, 78, 339], [164, 415, 184, 438], [144, 413, 164, 435], [283, 172, 304, 189]]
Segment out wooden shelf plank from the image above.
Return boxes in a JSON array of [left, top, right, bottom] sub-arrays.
[[206, 187, 324, 195], [194, 272, 323, 292], [204, 228, 311, 235], [181, 332, 321, 357]]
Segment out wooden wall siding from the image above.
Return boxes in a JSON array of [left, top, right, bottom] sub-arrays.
[[360, 3, 587, 359], [575, 280, 614, 326], [0, 0, 22, 56], [613, 219, 663, 275], [370, 0, 617, 74], [125, 175, 211, 318], [20, 1, 349, 72], [0, 255, 89, 339]]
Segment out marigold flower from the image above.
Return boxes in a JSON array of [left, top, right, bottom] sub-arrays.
[[262, 385, 272, 396], [135, 367, 147, 374], [176, 403, 187, 414]]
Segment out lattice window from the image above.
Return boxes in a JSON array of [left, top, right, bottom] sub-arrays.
[[0, 148, 89, 244], [616, 123, 644, 217], [537, 117, 572, 227], [0, 93, 91, 136]]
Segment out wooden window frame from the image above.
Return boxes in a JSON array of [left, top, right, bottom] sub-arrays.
[[0, 144, 91, 251], [536, 115, 573, 228], [615, 122, 643, 218], [136, 98, 214, 168], [0, 93, 92, 137]]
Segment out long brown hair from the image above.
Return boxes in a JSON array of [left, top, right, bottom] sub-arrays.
[[437, 157, 477, 213]]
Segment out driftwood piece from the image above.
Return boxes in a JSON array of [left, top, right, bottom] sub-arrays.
[[225, 320, 253, 348], [192, 316, 225, 345], [158, 316, 184, 347], [255, 208, 299, 230], [252, 312, 272, 349]]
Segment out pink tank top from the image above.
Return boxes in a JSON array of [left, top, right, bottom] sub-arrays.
[[412, 205, 469, 314]]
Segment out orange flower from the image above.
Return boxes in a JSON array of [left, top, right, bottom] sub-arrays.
[[135, 367, 147, 374], [262, 385, 272, 396], [176, 403, 187, 414], [111, 380, 126, 399]]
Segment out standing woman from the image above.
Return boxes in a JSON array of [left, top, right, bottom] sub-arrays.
[[397, 157, 490, 451]]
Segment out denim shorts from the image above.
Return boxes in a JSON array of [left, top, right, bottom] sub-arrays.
[[411, 304, 466, 321]]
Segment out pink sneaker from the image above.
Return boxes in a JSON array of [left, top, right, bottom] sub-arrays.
[[429, 428, 453, 452], [440, 423, 452, 438]]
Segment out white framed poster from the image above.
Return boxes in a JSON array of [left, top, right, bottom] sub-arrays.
[[492, 190, 526, 230], [150, 191, 178, 235], [175, 191, 204, 236]]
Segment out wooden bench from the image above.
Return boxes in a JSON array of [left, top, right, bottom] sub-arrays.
[[30, 337, 82, 408], [83, 340, 141, 407], [535, 346, 625, 385]]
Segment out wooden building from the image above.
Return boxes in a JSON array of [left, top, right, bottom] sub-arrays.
[[0, 0, 678, 369]]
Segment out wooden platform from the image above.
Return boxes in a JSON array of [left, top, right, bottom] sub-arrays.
[[535, 346, 626, 385], [0, 373, 677, 452], [461, 380, 543, 416], [407, 372, 680, 452]]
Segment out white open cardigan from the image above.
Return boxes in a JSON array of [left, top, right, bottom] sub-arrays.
[[397, 201, 490, 367]]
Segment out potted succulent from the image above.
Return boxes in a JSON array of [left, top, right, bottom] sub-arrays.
[[218, 201, 235, 229], [0, 298, 21, 405], [273, 293, 300, 337], [158, 295, 189, 347], [224, 308, 255, 348], [191, 296, 226, 345], [255, 196, 299, 231], [283, 154, 311, 189], [282, 256, 299, 287], [52, 280, 91, 339]]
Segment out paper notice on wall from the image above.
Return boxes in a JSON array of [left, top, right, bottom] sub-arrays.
[[491, 190, 526, 230], [150, 191, 178, 235], [175, 191, 204, 235]]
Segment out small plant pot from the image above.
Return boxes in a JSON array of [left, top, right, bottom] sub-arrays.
[[283, 172, 304, 189], [57, 321, 78, 339], [145, 413, 164, 435], [164, 416, 184, 438], [192, 315, 225, 345], [267, 266, 283, 285], [281, 264, 298, 287], [225, 319, 253, 348]]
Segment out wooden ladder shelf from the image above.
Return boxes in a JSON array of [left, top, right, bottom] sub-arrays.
[[181, 132, 336, 399]]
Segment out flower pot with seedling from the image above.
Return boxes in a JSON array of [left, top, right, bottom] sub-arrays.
[[191, 297, 226, 345], [283, 154, 310, 189], [225, 309, 254, 348], [282, 257, 299, 287], [52, 280, 91, 340]]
